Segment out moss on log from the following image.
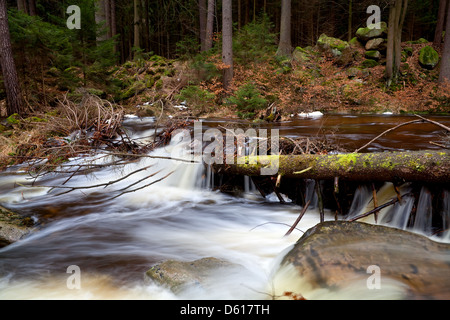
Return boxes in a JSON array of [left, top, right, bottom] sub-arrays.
[[213, 150, 450, 183]]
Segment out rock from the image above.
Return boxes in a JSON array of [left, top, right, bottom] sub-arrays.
[[362, 59, 379, 68], [365, 50, 381, 61], [365, 38, 386, 51], [145, 257, 249, 293], [292, 47, 311, 63], [356, 22, 388, 42], [278, 221, 450, 299], [317, 34, 349, 56], [419, 45, 439, 70], [0, 205, 35, 247]]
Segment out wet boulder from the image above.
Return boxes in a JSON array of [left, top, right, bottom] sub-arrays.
[[277, 221, 450, 299], [145, 257, 249, 293]]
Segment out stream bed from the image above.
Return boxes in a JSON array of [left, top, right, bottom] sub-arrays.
[[0, 114, 449, 300]]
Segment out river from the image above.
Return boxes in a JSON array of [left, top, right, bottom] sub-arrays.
[[0, 114, 449, 300]]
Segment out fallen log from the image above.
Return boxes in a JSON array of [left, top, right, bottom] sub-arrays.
[[213, 150, 450, 183]]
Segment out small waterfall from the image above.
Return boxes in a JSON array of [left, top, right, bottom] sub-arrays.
[[381, 193, 415, 230], [346, 185, 372, 219], [441, 190, 450, 240], [304, 179, 318, 209], [412, 186, 433, 235]]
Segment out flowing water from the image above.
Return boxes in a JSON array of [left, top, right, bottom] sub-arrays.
[[0, 114, 449, 300]]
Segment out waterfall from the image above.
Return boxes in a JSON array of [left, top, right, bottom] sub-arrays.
[[412, 186, 433, 235], [442, 190, 450, 240]]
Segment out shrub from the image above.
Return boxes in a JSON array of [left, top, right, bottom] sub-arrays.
[[175, 85, 215, 113], [227, 83, 268, 119]]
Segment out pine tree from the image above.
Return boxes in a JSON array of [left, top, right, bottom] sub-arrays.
[[0, 1, 24, 116]]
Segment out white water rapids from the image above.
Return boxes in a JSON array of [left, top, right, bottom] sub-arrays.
[[0, 116, 449, 300]]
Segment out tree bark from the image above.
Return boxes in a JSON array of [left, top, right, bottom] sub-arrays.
[[213, 151, 450, 184], [439, 0, 450, 83], [347, 0, 352, 42], [0, 0, 24, 116], [277, 0, 292, 56], [205, 0, 215, 50], [95, 0, 107, 42], [17, 0, 27, 14], [222, 0, 233, 90], [27, 0, 36, 16], [385, 0, 408, 87], [199, 0, 207, 51], [134, 0, 140, 49], [434, 0, 448, 48]]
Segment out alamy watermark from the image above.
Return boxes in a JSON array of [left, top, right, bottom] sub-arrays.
[[66, 5, 81, 30], [366, 265, 381, 290], [170, 121, 280, 176], [66, 265, 81, 289]]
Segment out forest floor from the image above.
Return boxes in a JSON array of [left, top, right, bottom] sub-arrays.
[[0, 38, 449, 170]]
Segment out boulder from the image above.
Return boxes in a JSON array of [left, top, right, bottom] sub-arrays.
[[317, 34, 349, 56], [145, 257, 249, 293], [365, 38, 386, 51], [277, 221, 450, 299], [0, 205, 35, 247], [292, 47, 311, 64], [365, 50, 381, 61], [356, 22, 388, 42], [419, 45, 439, 70], [362, 59, 379, 68]]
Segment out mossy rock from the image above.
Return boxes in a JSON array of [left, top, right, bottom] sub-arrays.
[[365, 50, 381, 61], [407, 38, 429, 45], [349, 37, 363, 48], [419, 45, 439, 70], [355, 22, 388, 42], [317, 34, 349, 54], [120, 81, 147, 100], [292, 47, 311, 63], [362, 59, 379, 68]]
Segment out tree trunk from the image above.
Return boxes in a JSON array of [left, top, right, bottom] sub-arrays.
[[213, 151, 450, 183], [95, 0, 107, 42], [434, 0, 449, 48], [348, 0, 352, 42], [104, 0, 112, 39], [439, 0, 450, 83], [134, 0, 140, 49], [27, 0, 36, 16], [385, 0, 408, 88], [199, 0, 207, 51], [222, 0, 233, 90], [277, 0, 292, 56], [0, 0, 24, 116], [205, 0, 215, 50], [17, 0, 27, 14]]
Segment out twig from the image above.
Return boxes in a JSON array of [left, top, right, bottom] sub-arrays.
[[285, 200, 311, 236], [354, 119, 423, 153], [414, 114, 450, 132], [348, 193, 412, 222]]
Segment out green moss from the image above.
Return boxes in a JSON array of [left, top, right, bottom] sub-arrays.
[[6, 113, 20, 125]]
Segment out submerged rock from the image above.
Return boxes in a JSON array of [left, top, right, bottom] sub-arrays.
[[145, 257, 249, 293], [277, 221, 450, 299]]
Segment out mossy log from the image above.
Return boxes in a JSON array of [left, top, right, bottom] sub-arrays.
[[212, 150, 450, 183]]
